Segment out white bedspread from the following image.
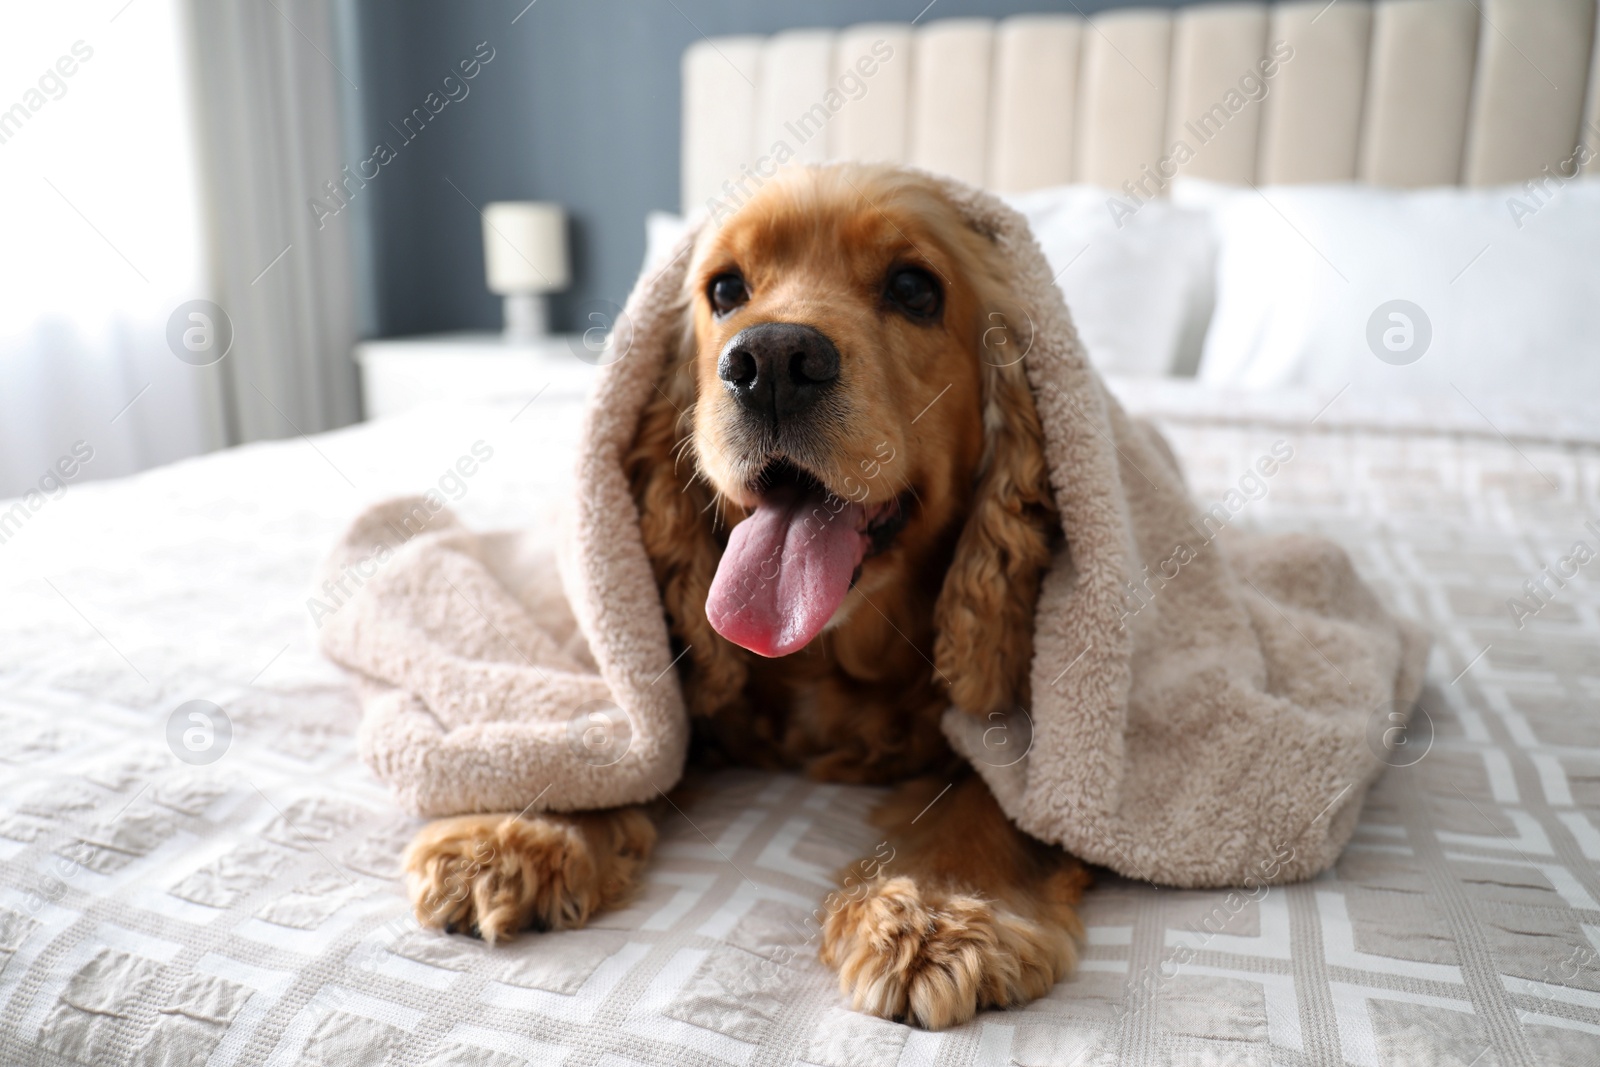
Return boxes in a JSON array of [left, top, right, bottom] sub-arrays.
[[2, 375, 1598, 1066]]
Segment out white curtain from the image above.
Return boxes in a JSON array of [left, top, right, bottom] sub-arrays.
[[0, 0, 362, 501], [185, 0, 363, 445], [0, 0, 224, 498]]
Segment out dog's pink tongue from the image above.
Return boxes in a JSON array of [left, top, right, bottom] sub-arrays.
[[706, 489, 866, 657]]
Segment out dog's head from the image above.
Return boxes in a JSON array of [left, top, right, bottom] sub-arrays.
[[629, 164, 1057, 717]]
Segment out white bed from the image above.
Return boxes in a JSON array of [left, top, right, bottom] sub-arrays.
[[4, 1, 1600, 1064], [3, 378, 1600, 1065]]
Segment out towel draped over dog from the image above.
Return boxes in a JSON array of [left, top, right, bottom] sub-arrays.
[[319, 170, 1429, 888]]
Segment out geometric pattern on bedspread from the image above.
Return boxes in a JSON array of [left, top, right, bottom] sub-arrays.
[[0, 393, 1597, 1066]]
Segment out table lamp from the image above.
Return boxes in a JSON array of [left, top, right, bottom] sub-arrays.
[[482, 201, 569, 340]]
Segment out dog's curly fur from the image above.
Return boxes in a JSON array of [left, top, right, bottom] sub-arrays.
[[819, 776, 1088, 1029], [821, 878, 1070, 1030], [404, 807, 657, 943], [405, 164, 1088, 1029]]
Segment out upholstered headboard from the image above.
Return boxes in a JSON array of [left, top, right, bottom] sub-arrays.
[[680, 0, 1600, 214]]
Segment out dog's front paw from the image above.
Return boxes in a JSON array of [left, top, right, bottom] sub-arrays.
[[404, 809, 653, 943], [819, 876, 1075, 1029]]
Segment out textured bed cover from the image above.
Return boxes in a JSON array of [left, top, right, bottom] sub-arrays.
[[1, 376, 1598, 1067]]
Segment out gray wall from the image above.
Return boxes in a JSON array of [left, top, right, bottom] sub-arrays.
[[345, 0, 1198, 339]]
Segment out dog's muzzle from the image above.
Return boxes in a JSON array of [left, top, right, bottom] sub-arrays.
[[717, 322, 840, 426]]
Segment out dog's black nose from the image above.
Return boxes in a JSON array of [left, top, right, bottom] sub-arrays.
[[717, 323, 840, 423]]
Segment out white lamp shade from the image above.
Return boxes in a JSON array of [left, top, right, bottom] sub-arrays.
[[482, 201, 569, 294]]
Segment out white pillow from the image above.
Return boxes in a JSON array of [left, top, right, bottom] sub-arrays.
[[1173, 178, 1600, 406], [642, 210, 691, 273], [1003, 185, 1216, 377], [640, 187, 1218, 378]]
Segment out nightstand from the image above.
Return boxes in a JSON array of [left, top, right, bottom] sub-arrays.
[[353, 332, 603, 420]]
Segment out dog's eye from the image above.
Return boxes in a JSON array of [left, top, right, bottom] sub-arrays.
[[708, 273, 749, 315], [886, 267, 941, 319]]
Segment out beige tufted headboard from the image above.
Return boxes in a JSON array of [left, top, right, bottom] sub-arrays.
[[680, 0, 1600, 215]]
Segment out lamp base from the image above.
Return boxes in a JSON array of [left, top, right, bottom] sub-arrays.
[[502, 292, 549, 341]]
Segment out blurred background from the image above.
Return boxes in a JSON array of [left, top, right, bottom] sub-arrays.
[[3, 0, 1183, 500], [4, 0, 1597, 500]]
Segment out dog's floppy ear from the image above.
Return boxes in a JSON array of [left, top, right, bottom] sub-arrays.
[[932, 317, 1058, 717], [625, 310, 749, 717]]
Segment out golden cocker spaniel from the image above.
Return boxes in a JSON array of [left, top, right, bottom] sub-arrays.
[[405, 164, 1089, 1030]]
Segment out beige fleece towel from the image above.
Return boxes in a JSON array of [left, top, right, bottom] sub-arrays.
[[315, 498, 684, 817], [319, 166, 1429, 887]]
